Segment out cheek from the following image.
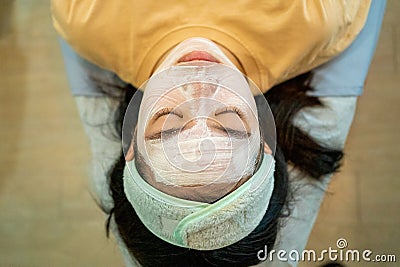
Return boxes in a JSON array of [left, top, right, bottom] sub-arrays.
[[213, 91, 251, 113], [151, 92, 185, 108]]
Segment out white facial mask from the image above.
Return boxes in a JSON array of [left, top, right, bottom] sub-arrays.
[[134, 62, 262, 194], [145, 119, 260, 186], [122, 42, 277, 202]]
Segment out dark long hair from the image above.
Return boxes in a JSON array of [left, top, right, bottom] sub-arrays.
[[105, 72, 343, 266]]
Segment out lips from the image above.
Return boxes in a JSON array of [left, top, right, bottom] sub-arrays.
[[177, 51, 220, 63]]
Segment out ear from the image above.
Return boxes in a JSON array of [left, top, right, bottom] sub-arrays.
[[126, 126, 138, 161], [125, 141, 135, 161], [263, 142, 272, 155]]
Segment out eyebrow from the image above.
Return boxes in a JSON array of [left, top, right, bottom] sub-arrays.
[[209, 124, 251, 139], [144, 127, 179, 141]]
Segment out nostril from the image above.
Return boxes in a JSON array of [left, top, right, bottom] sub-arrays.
[[182, 82, 217, 98]]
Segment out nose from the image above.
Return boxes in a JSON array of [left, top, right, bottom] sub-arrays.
[[180, 118, 209, 137], [181, 82, 217, 98]]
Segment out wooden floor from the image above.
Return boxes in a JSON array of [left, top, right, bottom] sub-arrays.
[[0, 1, 398, 266]]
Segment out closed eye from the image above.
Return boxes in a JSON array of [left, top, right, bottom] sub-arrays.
[[215, 106, 245, 118], [146, 108, 183, 140], [214, 106, 250, 132], [151, 107, 183, 122]]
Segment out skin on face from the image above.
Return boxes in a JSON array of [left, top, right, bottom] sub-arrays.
[[125, 37, 272, 201], [144, 83, 253, 142], [139, 38, 261, 152]]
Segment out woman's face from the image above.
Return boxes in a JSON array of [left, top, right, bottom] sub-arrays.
[[141, 37, 260, 142], [131, 38, 266, 201]]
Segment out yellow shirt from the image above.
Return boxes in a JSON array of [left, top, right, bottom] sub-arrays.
[[52, 0, 370, 92]]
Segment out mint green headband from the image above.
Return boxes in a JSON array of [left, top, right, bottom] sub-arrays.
[[123, 153, 275, 250]]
